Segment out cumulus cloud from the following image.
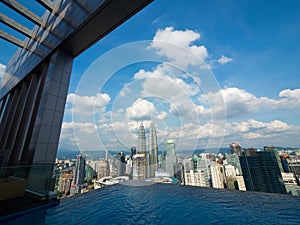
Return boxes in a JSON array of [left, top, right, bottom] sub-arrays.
[[132, 64, 204, 122], [279, 89, 300, 102], [150, 26, 209, 69], [59, 25, 300, 151], [126, 98, 156, 121], [67, 93, 111, 115], [201, 87, 300, 118], [60, 122, 100, 150], [217, 55, 233, 64], [59, 117, 300, 151]]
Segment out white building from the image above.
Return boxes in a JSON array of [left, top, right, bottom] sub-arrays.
[[184, 170, 206, 187], [224, 164, 238, 177], [210, 162, 224, 189], [236, 176, 246, 191], [281, 172, 297, 185]]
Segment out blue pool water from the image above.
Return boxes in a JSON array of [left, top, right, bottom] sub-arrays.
[[3, 182, 300, 225]]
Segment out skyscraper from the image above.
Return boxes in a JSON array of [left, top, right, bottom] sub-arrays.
[[130, 147, 137, 159], [149, 121, 158, 177], [116, 152, 126, 176], [239, 148, 286, 194], [174, 163, 184, 184], [264, 146, 284, 172], [74, 153, 86, 186], [97, 159, 109, 179], [230, 143, 242, 155], [137, 122, 146, 154], [133, 122, 147, 179], [166, 140, 177, 176], [197, 158, 211, 187]]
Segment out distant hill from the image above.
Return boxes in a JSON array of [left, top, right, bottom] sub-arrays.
[[56, 149, 131, 160], [57, 149, 80, 159], [192, 148, 231, 155], [57, 146, 299, 160]]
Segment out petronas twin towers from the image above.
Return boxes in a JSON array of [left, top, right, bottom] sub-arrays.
[[135, 121, 158, 179]]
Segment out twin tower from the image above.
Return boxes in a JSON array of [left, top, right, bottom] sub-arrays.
[[133, 121, 158, 179]]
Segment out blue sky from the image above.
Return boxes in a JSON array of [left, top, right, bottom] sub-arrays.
[[1, 0, 300, 151]]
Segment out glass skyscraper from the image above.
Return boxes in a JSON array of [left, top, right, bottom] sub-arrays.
[[137, 122, 146, 154], [74, 154, 86, 186], [239, 148, 286, 194], [166, 140, 177, 176], [149, 121, 158, 177], [133, 122, 147, 179]]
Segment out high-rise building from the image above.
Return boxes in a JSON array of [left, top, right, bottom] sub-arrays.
[[116, 152, 126, 176], [236, 176, 246, 191], [133, 122, 147, 179], [230, 143, 242, 155], [97, 159, 109, 179], [137, 122, 146, 154], [132, 154, 147, 180], [130, 147, 137, 159], [184, 170, 207, 187], [74, 154, 86, 186], [210, 161, 224, 188], [158, 152, 166, 170], [287, 159, 300, 183], [149, 121, 158, 177], [166, 140, 177, 176], [225, 153, 243, 175], [197, 158, 211, 187], [264, 146, 284, 172], [239, 148, 286, 194], [174, 163, 184, 184]]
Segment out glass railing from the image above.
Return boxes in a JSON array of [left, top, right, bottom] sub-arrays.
[[0, 163, 58, 216]]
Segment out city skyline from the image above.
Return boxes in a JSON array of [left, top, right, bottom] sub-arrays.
[[1, 0, 300, 152], [1, 1, 299, 223]]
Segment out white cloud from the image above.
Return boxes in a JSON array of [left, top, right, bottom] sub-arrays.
[[126, 98, 156, 121], [59, 117, 300, 151], [67, 93, 111, 115], [133, 64, 203, 122], [202, 87, 293, 118], [119, 85, 131, 98], [228, 119, 289, 133], [217, 55, 233, 64], [60, 122, 100, 150], [150, 26, 209, 69], [59, 25, 300, 151], [157, 111, 168, 120], [279, 89, 300, 101]]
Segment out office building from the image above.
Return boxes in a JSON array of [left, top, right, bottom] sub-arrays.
[[130, 147, 137, 159], [149, 122, 158, 177], [174, 163, 185, 184], [210, 161, 224, 188], [236, 176, 246, 191], [116, 152, 126, 176], [239, 148, 286, 194], [264, 146, 284, 172], [132, 154, 147, 180], [74, 154, 86, 187], [166, 140, 177, 176], [225, 153, 243, 175], [97, 159, 109, 179], [197, 158, 211, 187], [287, 159, 300, 183], [230, 143, 242, 155], [133, 122, 147, 179], [137, 122, 146, 154], [184, 170, 207, 187]]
